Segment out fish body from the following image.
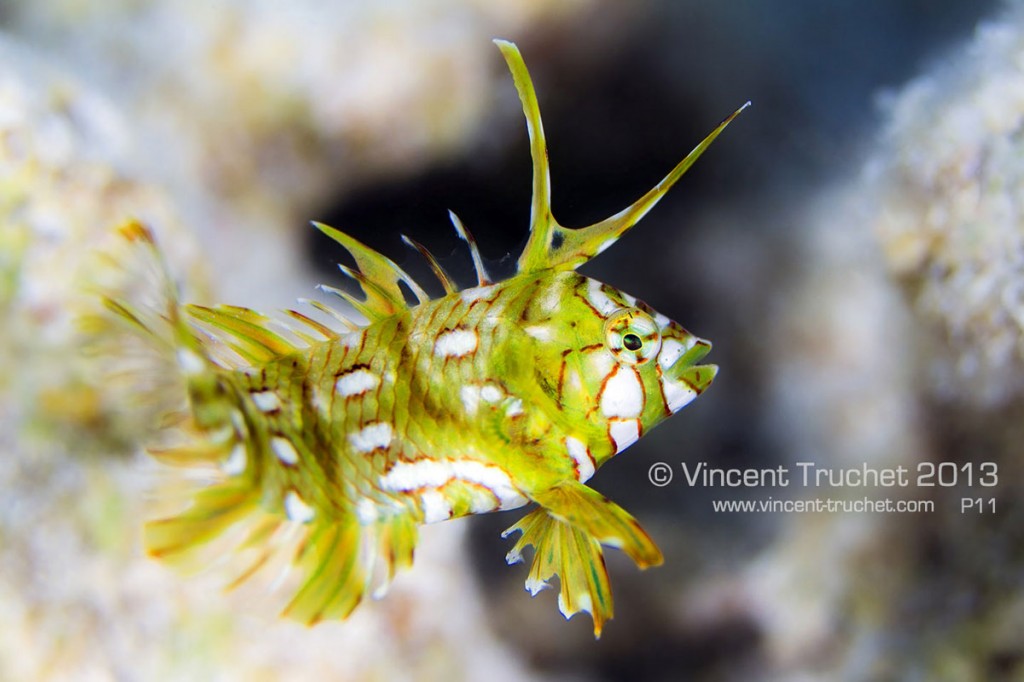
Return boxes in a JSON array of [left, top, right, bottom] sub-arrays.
[[110, 41, 745, 636]]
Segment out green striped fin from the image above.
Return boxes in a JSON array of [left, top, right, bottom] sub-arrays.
[[282, 512, 419, 624], [531, 481, 663, 569], [146, 473, 421, 625], [503, 481, 663, 637], [313, 221, 428, 322], [495, 39, 748, 274], [504, 508, 615, 637], [145, 479, 261, 562]]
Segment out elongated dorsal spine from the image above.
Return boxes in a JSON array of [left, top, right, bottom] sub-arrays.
[[495, 39, 749, 274]]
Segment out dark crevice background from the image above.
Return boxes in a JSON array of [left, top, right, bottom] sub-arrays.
[[307, 1, 999, 678]]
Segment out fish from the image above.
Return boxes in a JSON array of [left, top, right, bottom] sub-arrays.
[[103, 40, 746, 638]]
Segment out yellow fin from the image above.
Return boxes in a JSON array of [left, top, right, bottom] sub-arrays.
[[495, 39, 748, 274], [146, 468, 421, 625], [313, 221, 428, 321], [144, 479, 261, 561], [503, 481, 662, 637], [282, 511, 420, 623], [186, 304, 303, 363], [531, 480, 663, 568], [504, 507, 614, 637], [89, 219, 200, 359], [283, 520, 365, 623], [371, 512, 418, 594]]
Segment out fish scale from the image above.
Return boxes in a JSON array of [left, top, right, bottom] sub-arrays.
[[248, 287, 534, 525], [102, 40, 746, 637]]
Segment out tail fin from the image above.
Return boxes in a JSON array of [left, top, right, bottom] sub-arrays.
[[78, 220, 209, 437], [88, 220, 267, 578], [89, 221, 308, 428], [95, 221, 421, 624], [83, 220, 210, 377], [145, 471, 420, 625], [89, 221, 191, 350]]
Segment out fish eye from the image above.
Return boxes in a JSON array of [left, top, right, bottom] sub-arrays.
[[604, 308, 661, 365]]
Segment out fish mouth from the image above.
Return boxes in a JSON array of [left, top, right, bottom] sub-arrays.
[[661, 337, 718, 413]]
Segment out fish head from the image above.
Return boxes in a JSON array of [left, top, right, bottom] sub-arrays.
[[518, 271, 716, 461]]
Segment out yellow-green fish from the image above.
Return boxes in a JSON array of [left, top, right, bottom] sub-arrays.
[[106, 40, 745, 637]]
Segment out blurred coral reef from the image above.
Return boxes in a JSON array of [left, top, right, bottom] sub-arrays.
[[2, 0, 1022, 680], [872, 8, 1024, 407], [741, 4, 1024, 680]]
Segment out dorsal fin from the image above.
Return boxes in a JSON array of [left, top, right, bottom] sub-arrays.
[[298, 298, 361, 332], [448, 210, 492, 286], [494, 39, 749, 274], [187, 304, 302, 364], [313, 222, 429, 321], [401, 234, 458, 295]]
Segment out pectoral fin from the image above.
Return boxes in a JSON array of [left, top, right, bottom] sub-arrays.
[[503, 507, 615, 637], [531, 481, 663, 568], [502, 481, 663, 637]]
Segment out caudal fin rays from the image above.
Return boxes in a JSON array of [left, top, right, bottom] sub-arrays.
[[145, 464, 421, 626]]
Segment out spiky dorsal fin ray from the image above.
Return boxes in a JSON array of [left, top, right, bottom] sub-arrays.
[[448, 210, 492, 286], [399, 210, 492, 295], [495, 39, 749, 274], [313, 221, 429, 321], [282, 309, 339, 343], [401, 234, 458, 295], [187, 304, 301, 364], [300, 297, 361, 332]]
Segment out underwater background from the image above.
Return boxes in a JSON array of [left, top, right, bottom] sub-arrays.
[[2, 0, 1020, 679]]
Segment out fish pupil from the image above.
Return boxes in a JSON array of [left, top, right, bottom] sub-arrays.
[[623, 333, 643, 351]]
